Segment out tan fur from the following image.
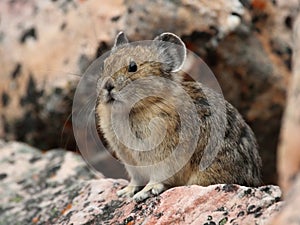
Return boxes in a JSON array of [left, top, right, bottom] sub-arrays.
[[95, 32, 262, 202]]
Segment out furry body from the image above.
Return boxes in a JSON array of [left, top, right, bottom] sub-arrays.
[[96, 32, 262, 201]]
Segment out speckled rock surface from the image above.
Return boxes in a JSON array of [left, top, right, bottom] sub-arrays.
[[0, 140, 283, 225], [0, 141, 98, 225], [58, 182, 282, 225], [0, 0, 125, 149]]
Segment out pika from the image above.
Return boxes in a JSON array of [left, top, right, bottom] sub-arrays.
[[95, 32, 262, 202]]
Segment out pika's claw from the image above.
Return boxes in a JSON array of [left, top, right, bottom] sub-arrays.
[[133, 183, 165, 202], [117, 185, 139, 197], [133, 190, 150, 202], [151, 183, 165, 195]]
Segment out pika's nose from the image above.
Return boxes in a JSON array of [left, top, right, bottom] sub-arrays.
[[103, 77, 115, 93]]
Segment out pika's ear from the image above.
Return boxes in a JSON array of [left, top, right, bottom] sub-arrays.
[[113, 31, 128, 49], [154, 32, 186, 72]]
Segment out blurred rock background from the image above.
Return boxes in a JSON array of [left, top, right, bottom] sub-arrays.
[[0, 0, 298, 185], [272, 3, 300, 224]]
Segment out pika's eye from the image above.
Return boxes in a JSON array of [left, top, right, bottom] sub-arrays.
[[128, 61, 137, 72]]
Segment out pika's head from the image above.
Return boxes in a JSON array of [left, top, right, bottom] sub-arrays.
[[97, 32, 186, 105]]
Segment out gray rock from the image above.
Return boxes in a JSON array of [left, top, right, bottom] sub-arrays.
[[0, 141, 283, 225], [0, 141, 98, 225]]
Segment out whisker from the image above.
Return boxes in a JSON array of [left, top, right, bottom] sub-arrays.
[[60, 112, 73, 149], [36, 68, 83, 77]]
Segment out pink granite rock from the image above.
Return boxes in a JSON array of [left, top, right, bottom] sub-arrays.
[[0, 0, 125, 149], [0, 141, 283, 225], [271, 174, 300, 225], [40, 181, 284, 225], [277, 9, 300, 195]]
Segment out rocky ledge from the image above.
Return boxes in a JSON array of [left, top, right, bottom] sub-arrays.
[[0, 141, 282, 225]]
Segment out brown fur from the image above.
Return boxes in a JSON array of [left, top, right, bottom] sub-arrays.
[[95, 32, 262, 201]]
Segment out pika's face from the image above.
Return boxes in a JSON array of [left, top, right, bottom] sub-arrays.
[[97, 32, 186, 105]]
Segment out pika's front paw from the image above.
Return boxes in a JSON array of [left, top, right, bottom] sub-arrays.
[[133, 183, 165, 202], [117, 185, 139, 198]]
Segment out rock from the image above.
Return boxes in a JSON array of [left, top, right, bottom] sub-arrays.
[[59, 182, 282, 225], [0, 140, 98, 224], [123, 0, 247, 40], [0, 140, 283, 224], [277, 10, 300, 195], [271, 173, 300, 225], [0, 0, 125, 149]]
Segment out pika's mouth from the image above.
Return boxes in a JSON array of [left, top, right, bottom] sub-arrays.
[[99, 76, 118, 104], [104, 91, 116, 104]]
